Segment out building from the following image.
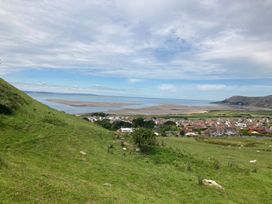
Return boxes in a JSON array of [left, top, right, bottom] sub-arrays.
[[119, 128, 133, 133]]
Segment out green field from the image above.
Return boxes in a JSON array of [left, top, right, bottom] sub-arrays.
[[1, 78, 272, 203], [158, 110, 272, 119]]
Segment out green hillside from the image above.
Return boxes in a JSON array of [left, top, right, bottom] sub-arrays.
[[0, 78, 272, 203]]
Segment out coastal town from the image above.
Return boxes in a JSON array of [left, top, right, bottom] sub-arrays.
[[84, 113, 272, 137]]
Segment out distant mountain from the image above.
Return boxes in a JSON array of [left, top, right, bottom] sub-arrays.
[[213, 95, 272, 109]]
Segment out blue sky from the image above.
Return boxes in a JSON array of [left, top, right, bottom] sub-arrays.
[[1, 0, 272, 100]]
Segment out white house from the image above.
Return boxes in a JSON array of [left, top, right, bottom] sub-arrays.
[[185, 132, 198, 136], [120, 128, 133, 133]]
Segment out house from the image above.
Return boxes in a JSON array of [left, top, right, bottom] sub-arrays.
[[86, 117, 98, 122], [225, 129, 238, 136], [236, 122, 247, 129], [119, 128, 133, 133], [185, 132, 198, 137]]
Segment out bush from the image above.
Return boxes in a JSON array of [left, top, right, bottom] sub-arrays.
[[0, 104, 13, 115], [132, 128, 157, 152]]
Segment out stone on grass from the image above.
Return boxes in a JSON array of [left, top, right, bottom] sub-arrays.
[[202, 179, 224, 190], [249, 160, 257, 163], [122, 147, 127, 151], [80, 151, 87, 155], [103, 183, 112, 187]]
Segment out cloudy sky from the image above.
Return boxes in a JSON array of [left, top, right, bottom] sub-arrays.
[[1, 0, 272, 100]]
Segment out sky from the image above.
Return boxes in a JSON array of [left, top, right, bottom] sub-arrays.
[[0, 0, 272, 100]]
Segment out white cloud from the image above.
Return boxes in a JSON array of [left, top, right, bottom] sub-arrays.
[[197, 84, 226, 91], [127, 78, 143, 83], [0, 0, 272, 80], [159, 84, 177, 92]]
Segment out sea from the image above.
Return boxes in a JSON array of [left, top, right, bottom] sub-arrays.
[[26, 91, 215, 114]]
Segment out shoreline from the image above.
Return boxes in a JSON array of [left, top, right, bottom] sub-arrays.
[[47, 99, 138, 107], [46, 99, 272, 115], [105, 104, 232, 115]]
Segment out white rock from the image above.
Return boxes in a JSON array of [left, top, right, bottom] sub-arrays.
[[103, 183, 112, 187], [202, 179, 224, 190], [80, 151, 87, 155], [249, 160, 257, 163], [256, 150, 260, 153], [122, 147, 127, 151]]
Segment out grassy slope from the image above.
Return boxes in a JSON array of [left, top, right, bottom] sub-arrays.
[[0, 78, 272, 203]]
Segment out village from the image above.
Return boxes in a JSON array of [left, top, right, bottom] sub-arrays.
[[83, 113, 272, 137]]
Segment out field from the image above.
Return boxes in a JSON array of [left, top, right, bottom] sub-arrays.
[[1, 78, 272, 203], [159, 109, 272, 119]]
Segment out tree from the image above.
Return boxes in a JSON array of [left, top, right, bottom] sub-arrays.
[[143, 120, 155, 129], [132, 117, 155, 129], [90, 112, 107, 117], [158, 121, 178, 136], [95, 119, 112, 130], [132, 128, 157, 152], [163, 121, 176, 126], [111, 120, 132, 130], [132, 117, 145, 127]]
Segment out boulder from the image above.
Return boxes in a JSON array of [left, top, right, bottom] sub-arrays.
[[80, 151, 87, 155], [103, 183, 112, 187]]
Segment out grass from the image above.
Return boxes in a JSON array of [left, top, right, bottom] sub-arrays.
[[0, 78, 272, 203]]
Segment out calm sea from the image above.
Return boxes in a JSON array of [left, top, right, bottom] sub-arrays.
[[26, 91, 215, 114]]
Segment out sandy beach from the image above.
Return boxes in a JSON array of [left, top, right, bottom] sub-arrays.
[[47, 99, 137, 107], [47, 99, 270, 115], [106, 104, 232, 115]]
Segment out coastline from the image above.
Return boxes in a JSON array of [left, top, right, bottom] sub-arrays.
[[105, 104, 232, 115], [47, 99, 138, 107]]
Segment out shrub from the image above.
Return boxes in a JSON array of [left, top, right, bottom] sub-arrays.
[[132, 128, 157, 152], [0, 104, 13, 115]]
